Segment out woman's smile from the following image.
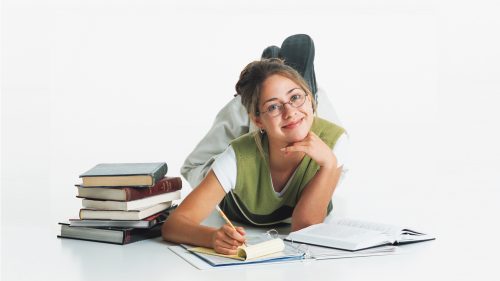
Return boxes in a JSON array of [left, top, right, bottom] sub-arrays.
[[281, 117, 304, 130]]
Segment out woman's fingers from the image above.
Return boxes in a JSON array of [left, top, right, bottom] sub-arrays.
[[213, 241, 238, 255], [280, 132, 336, 168], [280, 134, 315, 154], [235, 226, 246, 237], [281, 144, 309, 153], [212, 224, 247, 254], [212, 232, 238, 255], [215, 237, 238, 249], [222, 224, 246, 244]]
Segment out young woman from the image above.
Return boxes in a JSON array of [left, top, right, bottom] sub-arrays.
[[180, 34, 343, 189], [162, 59, 346, 255]]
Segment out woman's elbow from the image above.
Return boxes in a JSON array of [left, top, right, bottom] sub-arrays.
[[291, 218, 321, 232], [161, 218, 175, 242], [291, 212, 327, 231]]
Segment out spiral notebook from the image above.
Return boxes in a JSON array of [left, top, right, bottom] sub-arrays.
[[179, 233, 304, 267]]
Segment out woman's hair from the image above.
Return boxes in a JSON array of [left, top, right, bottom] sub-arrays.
[[235, 58, 317, 158], [235, 58, 316, 117]]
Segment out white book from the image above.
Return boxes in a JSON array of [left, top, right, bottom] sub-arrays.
[[79, 201, 172, 220], [81, 190, 181, 211], [285, 218, 435, 251]]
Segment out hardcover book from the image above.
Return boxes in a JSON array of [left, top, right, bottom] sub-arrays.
[[58, 222, 163, 245], [79, 162, 168, 187], [79, 201, 172, 220], [76, 177, 182, 201], [69, 206, 176, 228], [285, 218, 435, 251], [81, 190, 181, 211]]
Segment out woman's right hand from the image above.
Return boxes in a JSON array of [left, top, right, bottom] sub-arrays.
[[211, 224, 246, 255]]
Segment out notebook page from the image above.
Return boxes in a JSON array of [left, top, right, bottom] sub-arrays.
[[183, 239, 303, 266], [238, 238, 285, 260], [188, 237, 291, 261]]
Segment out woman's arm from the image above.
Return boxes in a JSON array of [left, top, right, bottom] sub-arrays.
[[291, 164, 342, 231], [162, 170, 246, 254], [281, 131, 342, 231]]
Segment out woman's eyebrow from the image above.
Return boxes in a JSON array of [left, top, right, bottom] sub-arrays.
[[262, 88, 301, 104]]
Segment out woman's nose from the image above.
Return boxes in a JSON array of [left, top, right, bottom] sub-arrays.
[[281, 103, 297, 118]]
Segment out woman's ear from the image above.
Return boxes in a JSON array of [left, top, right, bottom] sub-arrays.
[[250, 114, 264, 131]]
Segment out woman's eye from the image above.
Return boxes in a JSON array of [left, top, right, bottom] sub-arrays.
[[268, 104, 280, 112], [290, 94, 301, 102]]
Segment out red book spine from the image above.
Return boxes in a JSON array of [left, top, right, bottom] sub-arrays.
[[123, 177, 182, 201]]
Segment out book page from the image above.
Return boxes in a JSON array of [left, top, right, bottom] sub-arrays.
[[330, 218, 435, 244], [306, 223, 382, 240], [331, 218, 401, 237], [188, 247, 243, 260], [300, 243, 397, 260], [286, 223, 395, 251]]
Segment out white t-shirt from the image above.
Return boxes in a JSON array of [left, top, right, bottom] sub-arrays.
[[212, 133, 349, 196]]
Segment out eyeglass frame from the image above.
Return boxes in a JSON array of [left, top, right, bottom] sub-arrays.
[[256, 90, 309, 117]]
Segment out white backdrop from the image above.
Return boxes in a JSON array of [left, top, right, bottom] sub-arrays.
[[2, 0, 500, 279]]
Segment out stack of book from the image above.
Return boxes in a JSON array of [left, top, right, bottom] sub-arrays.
[[58, 162, 182, 245]]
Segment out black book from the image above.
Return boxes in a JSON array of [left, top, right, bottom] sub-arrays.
[[57, 222, 163, 245]]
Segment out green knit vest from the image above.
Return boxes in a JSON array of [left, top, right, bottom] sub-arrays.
[[219, 117, 345, 226]]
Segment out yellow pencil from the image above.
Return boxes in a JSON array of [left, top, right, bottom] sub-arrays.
[[215, 205, 247, 246]]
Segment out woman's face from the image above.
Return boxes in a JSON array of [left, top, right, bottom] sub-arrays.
[[253, 74, 314, 145]]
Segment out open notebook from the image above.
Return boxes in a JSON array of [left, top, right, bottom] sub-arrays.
[[183, 234, 304, 267], [285, 218, 435, 251]]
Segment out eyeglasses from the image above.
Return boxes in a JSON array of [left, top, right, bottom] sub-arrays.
[[258, 90, 309, 117]]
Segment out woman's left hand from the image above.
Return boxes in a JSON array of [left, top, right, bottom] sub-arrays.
[[281, 132, 337, 169]]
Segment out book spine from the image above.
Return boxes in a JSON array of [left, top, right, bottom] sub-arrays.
[[150, 163, 168, 185], [123, 188, 133, 201], [123, 224, 162, 244], [125, 177, 182, 201]]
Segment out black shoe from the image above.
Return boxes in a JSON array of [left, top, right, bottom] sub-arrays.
[[261, 45, 280, 59], [280, 34, 318, 101]]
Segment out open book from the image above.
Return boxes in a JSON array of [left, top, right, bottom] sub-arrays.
[[285, 218, 435, 251]]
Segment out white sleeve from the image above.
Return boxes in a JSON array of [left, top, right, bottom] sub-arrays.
[[332, 133, 350, 181], [180, 96, 249, 189], [211, 146, 237, 193], [316, 87, 342, 127], [316, 86, 349, 173], [333, 133, 349, 168]]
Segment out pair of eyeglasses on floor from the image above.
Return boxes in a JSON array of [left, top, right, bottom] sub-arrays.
[[257, 90, 309, 117]]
